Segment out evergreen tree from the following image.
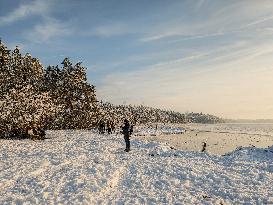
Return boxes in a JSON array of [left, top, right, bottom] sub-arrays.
[[0, 40, 59, 138], [44, 58, 101, 129]]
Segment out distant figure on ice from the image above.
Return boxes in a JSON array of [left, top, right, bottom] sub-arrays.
[[98, 120, 105, 134], [201, 142, 207, 152], [121, 119, 133, 152]]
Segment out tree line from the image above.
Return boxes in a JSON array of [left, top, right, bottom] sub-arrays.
[[99, 102, 186, 125], [0, 40, 223, 139]]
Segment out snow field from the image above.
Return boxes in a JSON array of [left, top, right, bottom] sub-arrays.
[[0, 130, 272, 204]]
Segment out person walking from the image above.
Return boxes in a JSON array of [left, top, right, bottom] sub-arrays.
[[121, 119, 133, 152]]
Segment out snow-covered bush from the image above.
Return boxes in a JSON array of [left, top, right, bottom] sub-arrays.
[[0, 86, 59, 138]]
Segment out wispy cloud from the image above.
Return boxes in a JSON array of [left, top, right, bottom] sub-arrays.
[[139, 1, 273, 44], [97, 40, 273, 118], [243, 15, 273, 28], [24, 18, 73, 42], [144, 54, 208, 71], [93, 23, 131, 37], [78, 22, 133, 38], [0, 0, 49, 26], [195, 0, 206, 11], [140, 32, 181, 42], [0, 0, 73, 43], [169, 32, 226, 43]]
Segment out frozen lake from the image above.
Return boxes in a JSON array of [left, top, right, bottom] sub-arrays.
[[186, 123, 273, 136]]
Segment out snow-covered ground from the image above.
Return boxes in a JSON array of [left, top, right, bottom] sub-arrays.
[[1, 130, 273, 204]]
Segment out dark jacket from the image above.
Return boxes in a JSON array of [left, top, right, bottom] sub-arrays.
[[122, 121, 133, 135]]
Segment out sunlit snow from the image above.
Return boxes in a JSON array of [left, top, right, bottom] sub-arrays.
[[1, 129, 272, 204]]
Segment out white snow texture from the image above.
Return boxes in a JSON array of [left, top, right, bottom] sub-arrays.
[[0, 130, 272, 204]]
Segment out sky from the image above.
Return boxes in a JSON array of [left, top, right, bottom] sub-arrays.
[[1, 0, 273, 119]]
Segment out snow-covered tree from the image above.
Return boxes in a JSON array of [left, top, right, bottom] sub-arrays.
[[1, 39, 102, 136], [44, 58, 101, 129], [0, 43, 44, 92], [0, 40, 59, 139]]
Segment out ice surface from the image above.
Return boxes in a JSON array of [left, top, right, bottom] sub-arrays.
[[133, 124, 185, 136], [187, 123, 273, 136], [0, 130, 272, 204]]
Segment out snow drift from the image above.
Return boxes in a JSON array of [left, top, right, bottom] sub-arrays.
[[0, 130, 272, 204]]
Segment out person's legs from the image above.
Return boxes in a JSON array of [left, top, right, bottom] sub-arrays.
[[108, 128, 111, 134], [126, 137, 130, 151], [124, 134, 130, 151]]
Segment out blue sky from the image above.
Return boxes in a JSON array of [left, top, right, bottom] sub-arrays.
[[1, 0, 273, 119]]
